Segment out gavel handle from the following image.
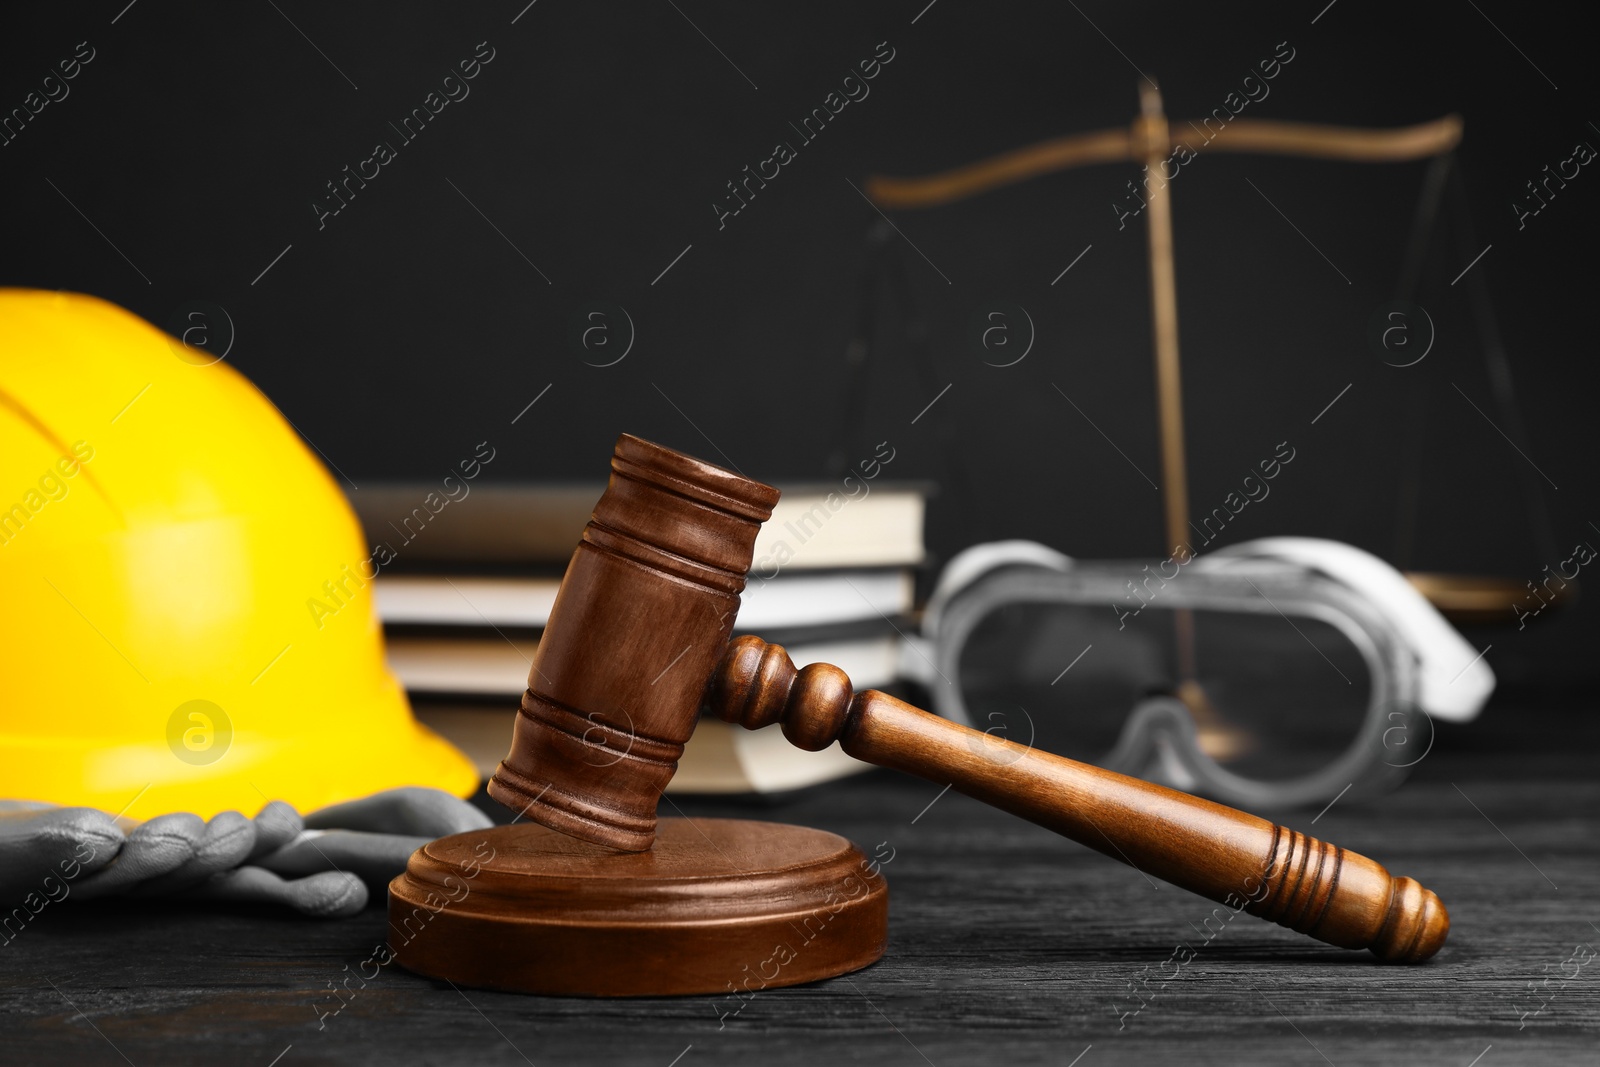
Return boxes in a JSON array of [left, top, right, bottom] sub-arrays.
[[710, 636, 1449, 963]]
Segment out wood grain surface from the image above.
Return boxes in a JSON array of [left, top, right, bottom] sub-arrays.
[[2, 696, 1595, 1066]]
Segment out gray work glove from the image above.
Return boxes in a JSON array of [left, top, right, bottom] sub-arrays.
[[248, 788, 493, 902], [0, 788, 490, 920], [0, 805, 123, 903]]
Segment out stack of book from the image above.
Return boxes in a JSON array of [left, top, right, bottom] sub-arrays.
[[351, 482, 927, 794]]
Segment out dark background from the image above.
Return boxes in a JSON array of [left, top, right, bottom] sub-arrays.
[[3, 0, 1594, 685]]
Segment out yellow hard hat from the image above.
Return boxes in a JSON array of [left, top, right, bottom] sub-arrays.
[[0, 289, 478, 820]]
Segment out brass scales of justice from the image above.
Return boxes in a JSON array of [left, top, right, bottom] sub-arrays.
[[861, 85, 1550, 805]]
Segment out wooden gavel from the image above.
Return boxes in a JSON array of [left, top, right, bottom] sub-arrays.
[[488, 433, 1448, 963]]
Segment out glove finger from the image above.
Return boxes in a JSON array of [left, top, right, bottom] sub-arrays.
[[133, 811, 256, 896], [72, 812, 205, 900], [304, 787, 490, 837], [0, 808, 123, 903], [257, 829, 431, 888], [248, 800, 303, 861], [183, 866, 367, 918]]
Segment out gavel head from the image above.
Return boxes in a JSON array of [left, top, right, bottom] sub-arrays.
[[487, 433, 780, 851]]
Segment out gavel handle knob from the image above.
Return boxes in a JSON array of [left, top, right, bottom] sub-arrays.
[[709, 636, 1448, 963]]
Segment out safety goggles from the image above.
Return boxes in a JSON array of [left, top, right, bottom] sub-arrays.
[[917, 546, 1456, 810]]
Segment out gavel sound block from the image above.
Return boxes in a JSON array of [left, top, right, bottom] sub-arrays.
[[390, 434, 1448, 996]]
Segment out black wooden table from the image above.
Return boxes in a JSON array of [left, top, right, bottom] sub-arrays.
[[5, 697, 1596, 1067]]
